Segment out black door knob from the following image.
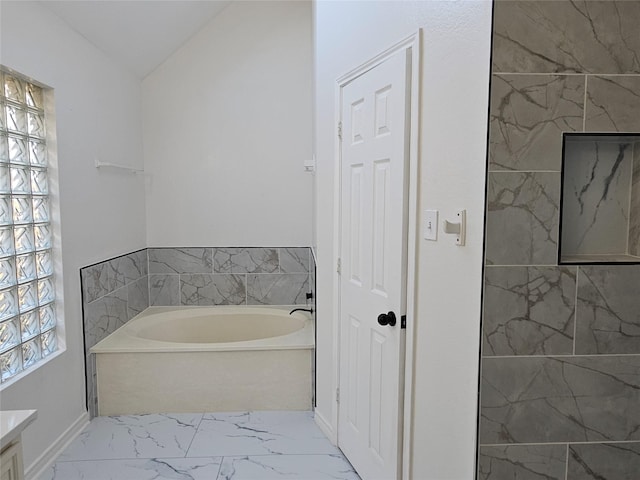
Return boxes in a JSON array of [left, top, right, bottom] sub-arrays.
[[377, 311, 396, 327]]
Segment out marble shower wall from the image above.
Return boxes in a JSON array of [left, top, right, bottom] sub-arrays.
[[480, 1, 640, 478], [80, 249, 149, 418], [81, 247, 314, 418], [631, 143, 640, 256]]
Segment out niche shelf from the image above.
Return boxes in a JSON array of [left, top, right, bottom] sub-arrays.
[[559, 133, 640, 264]]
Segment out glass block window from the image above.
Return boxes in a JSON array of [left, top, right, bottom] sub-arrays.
[[0, 70, 57, 383]]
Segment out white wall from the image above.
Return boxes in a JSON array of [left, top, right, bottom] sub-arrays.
[[313, 2, 492, 478], [143, 0, 313, 247], [0, 0, 146, 471]]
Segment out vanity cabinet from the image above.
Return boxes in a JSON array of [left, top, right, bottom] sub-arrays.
[[0, 410, 37, 480]]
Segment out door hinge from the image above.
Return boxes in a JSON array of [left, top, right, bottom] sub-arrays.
[[337, 121, 343, 140], [401, 315, 407, 329], [336, 257, 342, 275], [336, 387, 340, 404]]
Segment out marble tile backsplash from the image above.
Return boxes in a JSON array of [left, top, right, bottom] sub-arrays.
[[81, 247, 314, 418], [481, 1, 640, 477]]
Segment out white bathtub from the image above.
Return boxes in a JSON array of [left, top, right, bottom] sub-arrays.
[[90, 306, 314, 415]]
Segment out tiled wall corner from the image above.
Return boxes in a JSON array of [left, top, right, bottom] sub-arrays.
[[80, 249, 149, 417], [480, 1, 640, 478]]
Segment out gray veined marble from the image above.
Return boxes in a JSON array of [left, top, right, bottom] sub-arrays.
[[279, 247, 310, 273], [247, 273, 309, 305], [630, 143, 640, 257], [44, 457, 224, 480], [217, 455, 360, 480], [568, 442, 640, 480], [480, 356, 640, 444], [149, 274, 180, 306], [148, 248, 212, 274], [478, 445, 567, 480], [493, 1, 640, 74], [486, 172, 560, 265], [585, 76, 640, 132], [213, 248, 279, 273], [561, 140, 633, 256], [127, 275, 149, 320], [81, 250, 148, 304], [83, 288, 128, 351], [576, 265, 640, 355], [483, 266, 576, 356], [180, 274, 246, 305], [57, 413, 203, 461], [489, 74, 584, 171], [81, 261, 124, 305]]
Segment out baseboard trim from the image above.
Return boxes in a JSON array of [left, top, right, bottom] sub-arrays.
[[314, 409, 337, 445], [25, 411, 89, 480]]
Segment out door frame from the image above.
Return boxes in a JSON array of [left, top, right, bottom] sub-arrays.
[[332, 30, 421, 480]]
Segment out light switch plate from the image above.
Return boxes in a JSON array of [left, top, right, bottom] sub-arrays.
[[424, 210, 438, 241]]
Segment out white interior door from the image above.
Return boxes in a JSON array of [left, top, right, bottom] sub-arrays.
[[338, 49, 410, 480]]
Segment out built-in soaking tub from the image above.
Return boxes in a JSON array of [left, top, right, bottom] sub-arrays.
[[90, 306, 314, 415]]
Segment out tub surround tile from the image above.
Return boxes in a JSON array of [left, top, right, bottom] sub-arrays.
[[486, 172, 560, 265], [247, 273, 309, 305], [561, 140, 633, 256], [180, 274, 246, 306], [116, 250, 148, 285], [483, 267, 576, 356], [585, 77, 640, 132], [148, 274, 180, 306], [187, 411, 340, 457], [81, 250, 147, 304], [576, 266, 640, 354], [630, 144, 640, 257], [43, 457, 223, 480], [493, 1, 640, 74], [478, 445, 567, 480], [58, 413, 203, 461], [480, 356, 640, 444], [83, 288, 128, 350], [279, 247, 310, 273], [213, 248, 279, 274], [148, 248, 212, 274], [490, 75, 584, 172], [568, 442, 640, 480], [217, 454, 360, 480], [127, 275, 149, 320], [81, 261, 124, 305]]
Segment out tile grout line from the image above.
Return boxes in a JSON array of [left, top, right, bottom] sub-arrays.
[[583, 75, 588, 132], [564, 444, 569, 480], [183, 413, 206, 459], [480, 439, 640, 447], [573, 267, 579, 356]]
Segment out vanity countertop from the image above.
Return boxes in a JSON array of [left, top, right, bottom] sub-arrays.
[[0, 410, 37, 450]]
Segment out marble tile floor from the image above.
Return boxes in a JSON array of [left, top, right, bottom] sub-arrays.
[[39, 411, 361, 480]]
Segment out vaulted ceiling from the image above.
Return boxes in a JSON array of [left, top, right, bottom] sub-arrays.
[[39, 0, 233, 78]]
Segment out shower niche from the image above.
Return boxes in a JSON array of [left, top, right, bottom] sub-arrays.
[[559, 133, 640, 264]]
